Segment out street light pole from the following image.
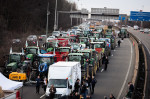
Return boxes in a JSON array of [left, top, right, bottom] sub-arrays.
[[54, 0, 58, 31], [46, 2, 50, 39], [70, 0, 73, 26]]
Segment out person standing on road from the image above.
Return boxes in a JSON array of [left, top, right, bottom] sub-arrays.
[[43, 77, 47, 92], [81, 80, 87, 99], [49, 84, 56, 99], [74, 79, 80, 93], [104, 56, 109, 71], [36, 75, 41, 94], [91, 76, 97, 94], [109, 94, 116, 99], [118, 40, 121, 47]]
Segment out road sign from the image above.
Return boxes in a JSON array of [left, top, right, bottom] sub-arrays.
[[119, 15, 126, 20], [130, 11, 150, 21]]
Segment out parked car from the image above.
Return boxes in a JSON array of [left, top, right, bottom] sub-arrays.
[[133, 25, 139, 30], [39, 35, 46, 41], [12, 39, 21, 44], [46, 36, 56, 42], [140, 28, 144, 32], [52, 31, 61, 37], [144, 28, 149, 33], [27, 35, 37, 41]]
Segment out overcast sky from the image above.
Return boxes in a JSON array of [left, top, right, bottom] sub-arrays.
[[69, 0, 150, 15]]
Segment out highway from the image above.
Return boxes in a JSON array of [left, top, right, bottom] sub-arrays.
[[127, 27, 150, 98], [21, 38, 136, 99], [93, 38, 135, 99]]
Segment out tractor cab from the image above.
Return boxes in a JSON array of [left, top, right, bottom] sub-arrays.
[[70, 34, 78, 43], [38, 54, 55, 78], [71, 43, 83, 53], [68, 53, 89, 80], [5, 48, 25, 77], [78, 49, 97, 76]]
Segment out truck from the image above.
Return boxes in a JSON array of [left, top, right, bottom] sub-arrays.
[[68, 53, 89, 80], [45, 62, 81, 98]]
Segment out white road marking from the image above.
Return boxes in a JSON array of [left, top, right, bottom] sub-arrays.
[[40, 94, 45, 98], [101, 69, 104, 72], [117, 39, 133, 99]]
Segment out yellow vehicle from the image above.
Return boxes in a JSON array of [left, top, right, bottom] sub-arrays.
[[103, 25, 108, 34], [9, 72, 27, 81]]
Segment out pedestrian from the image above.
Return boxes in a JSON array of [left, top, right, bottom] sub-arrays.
[[49, 84, 56, 99], [91, 76, 97, 94], [88, 75, 92, 93], [102, 53, 106, 64], [109, 94, 116, 99], [118, 40, 121, 47], [124, 82, 134, 99], [81, 80, 87, 99], [104, 56, 109, 71], [128, 82, 134, 92], [43, 77, 47, 92], [73, 92, 80, 99], [36, 75, 41, 94], [74, 79, 80, 93]]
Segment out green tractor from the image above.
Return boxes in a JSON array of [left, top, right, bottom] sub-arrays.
[[68, 53, 89, 80], [78, 49, 98, 77], [105, 33, 116, 50], [24, 41, 40, 69], [119, 28, 127, 38], [5, 48, 25, 77]]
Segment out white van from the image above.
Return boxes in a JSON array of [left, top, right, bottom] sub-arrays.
[[45, 62, 81, 98]]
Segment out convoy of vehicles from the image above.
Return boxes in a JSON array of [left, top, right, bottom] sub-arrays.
[[1, 22, 121, 98]]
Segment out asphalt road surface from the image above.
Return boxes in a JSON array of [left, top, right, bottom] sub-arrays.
[[127, 27, 150, 98], [92, 38, 135, 99], [21, 38, 135, 99]]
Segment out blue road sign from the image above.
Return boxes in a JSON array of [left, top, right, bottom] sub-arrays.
[[130, 11, 150, 21], [119, 15, 126, 20]]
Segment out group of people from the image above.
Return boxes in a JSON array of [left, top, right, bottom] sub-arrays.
[[69, 76, 97, 99], [35, 75, 47, 94]]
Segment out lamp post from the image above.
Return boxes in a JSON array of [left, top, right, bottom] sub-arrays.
[[46, 2, 50, 40], [54, 0, 58, 31]]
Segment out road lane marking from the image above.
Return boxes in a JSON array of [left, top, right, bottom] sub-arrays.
[[40, 94, 45, 98], [117, 39, 133, 99]]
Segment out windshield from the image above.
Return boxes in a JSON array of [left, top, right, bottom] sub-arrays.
[[69, 55, 81, 61], [121, 29, 126, 33], [39, 57, 54, 65], [73, 26, 78, 29], [91, 43, 103, 49], [26, 48, 38, 54], [71, 44, 80, 50], [52, 32, 59, 34], [48, 79, 67, 88], [80, 38, 87, 43], [60, 48, 70, 52], [10, 54, 21, 62]]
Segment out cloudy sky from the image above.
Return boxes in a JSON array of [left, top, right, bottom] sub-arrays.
[[69, 0, 150, 15]]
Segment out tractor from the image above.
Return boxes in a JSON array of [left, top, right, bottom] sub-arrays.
[[78, 49, 98, 77], [118, 28, 127, 38], [29, 54, 55, 82], [5, 48, 25, 77]]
